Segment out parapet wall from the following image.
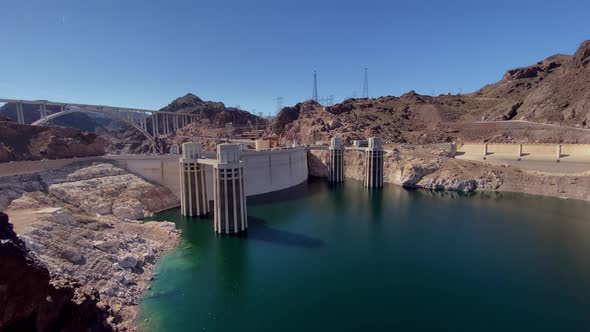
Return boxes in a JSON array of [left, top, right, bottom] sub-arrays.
[[0, 156, 103, 177], [458, 143, 590, 156]]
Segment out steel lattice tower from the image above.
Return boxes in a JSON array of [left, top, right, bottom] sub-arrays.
[[362, 67, 369, 98], [312, 70, 318, 101], [276, 96, 283, 114]]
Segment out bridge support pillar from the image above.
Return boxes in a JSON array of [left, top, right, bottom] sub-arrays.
[[153, 114, 159, 137], [180, 143, 209, 217], [40, 104, 47, 119], [16, 103, 24, 124], [328, 137, 344, 183], [213, 144, 247, 234], [364, 137, 384, 188]]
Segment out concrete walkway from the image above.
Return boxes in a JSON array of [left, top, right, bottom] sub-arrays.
[[456, 153, 590, 174]]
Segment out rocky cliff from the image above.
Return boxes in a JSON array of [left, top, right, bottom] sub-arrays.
[[0, 121, 107, 163], [0, 162, 180, 330], [472, 40, 590, 125], [0, 212, 113, 331]]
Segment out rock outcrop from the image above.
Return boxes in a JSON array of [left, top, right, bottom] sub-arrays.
[[309, 147, 504, 193], [0, 121, 107, 163], [0, 162, 180, 330], [47, 164, 178, 219], [308, 145, 590, 200], [113, 93, 267, 153], [0, 212, 113, 331]]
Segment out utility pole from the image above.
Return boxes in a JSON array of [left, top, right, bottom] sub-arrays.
[[362, 67, 369, 98]]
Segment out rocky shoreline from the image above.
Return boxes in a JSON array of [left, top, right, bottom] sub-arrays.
[[0, 162, 181, 331], [308, 146, 590, 201]]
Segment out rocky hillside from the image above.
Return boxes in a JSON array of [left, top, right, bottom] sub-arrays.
[[270, 94, 466, 145], [0, 212, 113, 331], [470, 40, 590, 124], [0, 162, 180, 330], [115, 93, 266, 153], [160, 93, 263, 127], [0, 121, 107, 162], [271, 40, 590, 145]]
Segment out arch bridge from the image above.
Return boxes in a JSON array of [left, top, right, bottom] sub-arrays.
[[0, 98, 262, 153]]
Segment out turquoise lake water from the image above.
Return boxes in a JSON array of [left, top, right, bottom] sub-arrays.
[[139, 179, 590, 331]]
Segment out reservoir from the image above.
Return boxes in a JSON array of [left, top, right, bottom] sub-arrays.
[[139, 179, 590, 331]]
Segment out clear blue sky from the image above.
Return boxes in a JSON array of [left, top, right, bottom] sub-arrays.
[[1, 0, 589, 115]]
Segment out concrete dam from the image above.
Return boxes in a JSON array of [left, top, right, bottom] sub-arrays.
[[0, 138, 387, 235]]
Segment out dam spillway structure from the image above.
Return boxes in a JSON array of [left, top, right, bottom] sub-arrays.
[[328, 137, 344, 183], [364, 137, 384, 188], [213, 143, 248, 234], [179, 142, 209, 217]]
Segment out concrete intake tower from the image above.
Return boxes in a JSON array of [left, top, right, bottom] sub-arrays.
[[179, 142, 209, 216], [328, 137, 344, 183], [364, 137, 384, 188], [213, 144, 248, 234]]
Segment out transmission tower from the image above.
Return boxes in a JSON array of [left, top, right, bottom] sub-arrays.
[[312, 70, 318, 101], [276, 96, 283, 114], [362, 67, 369, 98]]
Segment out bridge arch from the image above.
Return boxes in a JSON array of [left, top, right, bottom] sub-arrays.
[[31, 108, 162, 153]]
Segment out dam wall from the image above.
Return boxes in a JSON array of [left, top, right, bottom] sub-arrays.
[[241, 147, 308, 196], [103, 148, 308, 200], [106, 155, 183, 198], [0, 148, 309, 202]]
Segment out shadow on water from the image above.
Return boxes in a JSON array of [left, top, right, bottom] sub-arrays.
[[366, 188, 385, 221], [229, 216, 324, 249]]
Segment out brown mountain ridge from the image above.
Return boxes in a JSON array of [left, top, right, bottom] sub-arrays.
[[270, 40, 590, 145]]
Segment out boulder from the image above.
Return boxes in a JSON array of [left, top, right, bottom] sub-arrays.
[[118, 254, 139, 269]]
